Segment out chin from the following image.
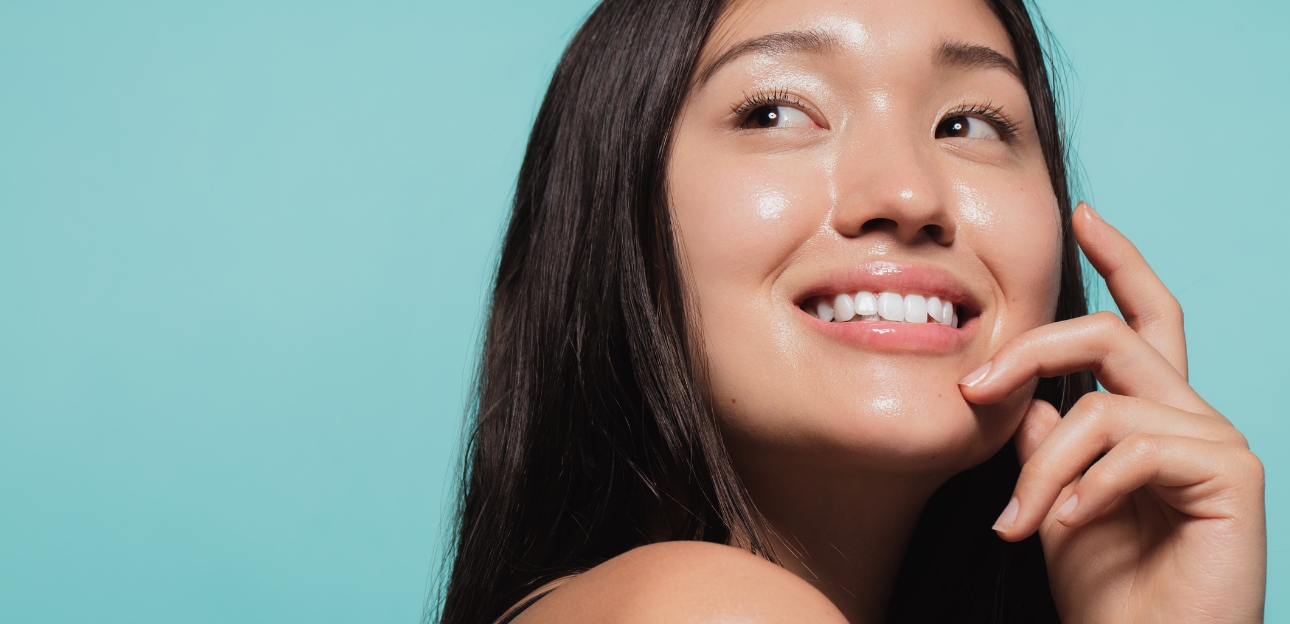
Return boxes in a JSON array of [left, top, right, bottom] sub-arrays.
[[719, 374, 1032, 479], [837, 399, 1019, 475]]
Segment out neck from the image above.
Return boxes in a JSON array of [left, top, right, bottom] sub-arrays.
[[736, 454, 950, 624]]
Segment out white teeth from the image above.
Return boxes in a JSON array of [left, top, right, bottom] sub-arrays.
[[878, 292, 904, 322], [855, 291, 878, 316], [927, 296, 943, 323], [807, 291, 964, 326], [904, 294, 928, 323], [833, 293, 855, 321], [926, 296, 955, 326], [816, 299, 835, 322]]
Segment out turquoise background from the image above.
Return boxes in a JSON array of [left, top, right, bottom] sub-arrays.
[[1, 1, 1284, 621]]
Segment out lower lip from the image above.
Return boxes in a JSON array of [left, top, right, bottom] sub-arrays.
[[805, 312, 974, 351]]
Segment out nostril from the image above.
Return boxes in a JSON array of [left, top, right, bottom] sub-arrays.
[[860, 218, 897, 235], [922, 224, 945, 241]]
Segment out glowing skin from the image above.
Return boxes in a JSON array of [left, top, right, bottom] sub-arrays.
[[670, 0, 1057, 477], [512, 0, 1265, 622], [665, 1, 1058, 617]]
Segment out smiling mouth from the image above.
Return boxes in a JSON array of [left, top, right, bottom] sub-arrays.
[[802, 291, 971, 327]]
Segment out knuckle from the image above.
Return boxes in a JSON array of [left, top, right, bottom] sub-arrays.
[[1121, 432, 1159, 459], [1077, 391, 1116, 415], [1154, 294, 1184, 324], [1089, 311, 1134, 350], [1069, 392, 1118, 434], [1229, 429, 1251, 449], [1206, 415, 1249, 448], [1113, 318, 1139, 341], [1239, 449, 1265, 484], [1089, 310, 1124, 332]]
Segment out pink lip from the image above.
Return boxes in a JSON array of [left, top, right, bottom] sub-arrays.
[[808, 316, 976, 351], [796, 261, 981, 352]]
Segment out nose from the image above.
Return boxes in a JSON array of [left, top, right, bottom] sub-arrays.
[[830, 137, 956, 246]]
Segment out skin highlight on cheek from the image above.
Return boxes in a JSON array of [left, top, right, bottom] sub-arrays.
[[951, 178, 996, 228], [754, 186, 789, 220], [870, 88, 892, 113]]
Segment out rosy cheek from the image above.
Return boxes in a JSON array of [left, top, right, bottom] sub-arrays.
[[673, 159, 829, 284]]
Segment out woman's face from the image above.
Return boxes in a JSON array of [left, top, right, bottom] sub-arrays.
[[669, 0, 1061, 476]]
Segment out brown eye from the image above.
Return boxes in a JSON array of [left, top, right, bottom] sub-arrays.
[[937, 116, 968, 138], [935, 115, 1001, 140], [747, 105, 780, 128], [741, 105, 812, 130]]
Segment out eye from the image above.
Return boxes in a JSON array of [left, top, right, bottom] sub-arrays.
[[742, 105, 813, 129], [935, 115, 1001, 140]]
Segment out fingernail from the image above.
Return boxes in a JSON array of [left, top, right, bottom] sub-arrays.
[[1081, 202, 1103, 222], [993, 497, 1019, 533], [959, 361, 991, 387], [1055, 493, 1079, 522]]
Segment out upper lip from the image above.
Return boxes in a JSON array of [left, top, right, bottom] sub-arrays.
[[794, 260, 982, 315]]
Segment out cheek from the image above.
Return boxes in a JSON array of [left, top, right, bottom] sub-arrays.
[[668, 146, 834, 420], [669, 153, 830, 285], [951, 175, 1063, 326]]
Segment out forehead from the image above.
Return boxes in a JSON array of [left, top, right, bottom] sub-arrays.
[[702, 0, 1016, 75]]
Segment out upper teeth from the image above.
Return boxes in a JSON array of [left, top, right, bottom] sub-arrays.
[[806, 292, 958, 327]]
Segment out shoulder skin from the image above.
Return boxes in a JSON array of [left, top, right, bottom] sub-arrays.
[[511, 541, 847, 624]]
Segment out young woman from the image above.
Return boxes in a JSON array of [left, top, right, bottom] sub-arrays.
[[438, 0, 1267, 621]]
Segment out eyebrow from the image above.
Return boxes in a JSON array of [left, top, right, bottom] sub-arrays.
[[695, 29, 840, 85], [935, 40, 1022, 80]]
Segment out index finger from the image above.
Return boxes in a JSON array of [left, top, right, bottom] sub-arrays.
[[1073, 202, 1188, 378], [959, 312, 1216, 418]]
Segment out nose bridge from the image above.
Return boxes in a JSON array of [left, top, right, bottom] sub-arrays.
[[830, 121, 953, 244]]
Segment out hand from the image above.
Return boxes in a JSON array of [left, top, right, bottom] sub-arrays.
[[958, 203, 1266, 623]]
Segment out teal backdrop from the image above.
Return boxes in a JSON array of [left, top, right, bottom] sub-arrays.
[[1, 1, 1285, 621]]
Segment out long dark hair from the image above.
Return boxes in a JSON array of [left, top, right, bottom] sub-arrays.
[[435, 0, 1094, 622]]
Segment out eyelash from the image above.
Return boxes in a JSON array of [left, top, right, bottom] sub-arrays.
[[944, 101, 1019, 138], [730, 89, 811, 121], [730, 91, 1020, 139]]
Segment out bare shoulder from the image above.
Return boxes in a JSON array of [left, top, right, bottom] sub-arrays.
[[513, 541, 846, 623]]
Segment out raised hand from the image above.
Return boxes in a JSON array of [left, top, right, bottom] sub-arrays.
[[959, 203, 1266, 623]]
